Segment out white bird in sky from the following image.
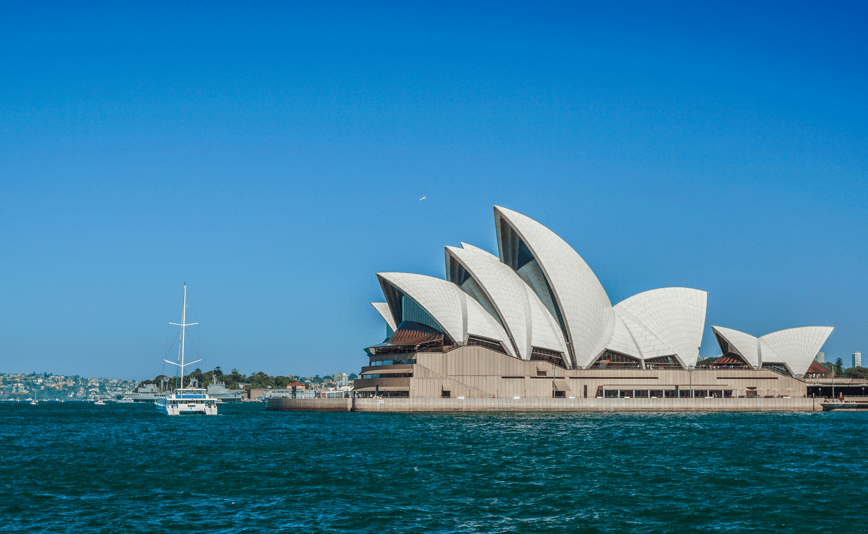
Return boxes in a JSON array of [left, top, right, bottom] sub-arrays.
[[419, 196, 426, 201]]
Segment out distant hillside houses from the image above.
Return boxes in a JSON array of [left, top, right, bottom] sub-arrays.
[[0, 373, 137, 401], [0, 370, 359, 402]]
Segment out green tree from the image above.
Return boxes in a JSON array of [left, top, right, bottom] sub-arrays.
[[348, 373, 358, 380], [845, 366, 868, 379], [835, 357, 845, 376], [223, 368, 245, 389], [273, 376, 291, 388]]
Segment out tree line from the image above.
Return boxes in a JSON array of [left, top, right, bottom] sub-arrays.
[[139, 367, 358, 391]]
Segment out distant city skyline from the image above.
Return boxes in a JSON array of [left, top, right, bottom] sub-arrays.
[[1, 1, 866, 379]]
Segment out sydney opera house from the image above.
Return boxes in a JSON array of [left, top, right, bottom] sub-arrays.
[[355, 206, 833, 400]]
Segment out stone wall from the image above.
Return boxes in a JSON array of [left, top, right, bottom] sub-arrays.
[[267, 398, 351, 412], [266, 396, 821, 413]]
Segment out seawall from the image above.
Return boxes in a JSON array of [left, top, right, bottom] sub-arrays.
[[266, 397, 823, 413]]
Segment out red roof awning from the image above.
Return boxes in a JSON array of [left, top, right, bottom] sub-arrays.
[[806, 360, 832, 375], [714, 355, 747, 366], [387, 321, 443, 346]]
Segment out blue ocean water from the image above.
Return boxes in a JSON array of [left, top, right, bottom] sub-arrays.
[[1, 403, 867, 533]]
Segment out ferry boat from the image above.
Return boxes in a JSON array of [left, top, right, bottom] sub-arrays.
[[155, 283, 218, 416], [156, 387, 218, 415]]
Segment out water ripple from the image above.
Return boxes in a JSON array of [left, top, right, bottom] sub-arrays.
[[1, 404, 866, 533]]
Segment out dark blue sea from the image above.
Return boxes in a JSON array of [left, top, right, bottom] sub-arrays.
[[2, 403, 867, 533]]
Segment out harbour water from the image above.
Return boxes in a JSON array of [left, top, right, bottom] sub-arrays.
[[2, 403, 867, 533]]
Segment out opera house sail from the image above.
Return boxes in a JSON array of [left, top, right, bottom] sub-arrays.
[[711, 326, 834, 377], [356, 206, 833, 400]]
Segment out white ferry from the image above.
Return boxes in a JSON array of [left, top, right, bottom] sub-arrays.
[[155, 283, 218, 416], [155, 387, 218, 415]]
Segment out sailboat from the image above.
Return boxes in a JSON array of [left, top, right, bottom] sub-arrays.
[[154, 283, 218, 416]]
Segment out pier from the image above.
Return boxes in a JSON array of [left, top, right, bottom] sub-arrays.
[[267, 396, 833, 413]]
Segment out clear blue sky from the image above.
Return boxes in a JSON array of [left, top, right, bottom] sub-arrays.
[[1, 1, 866, 379]]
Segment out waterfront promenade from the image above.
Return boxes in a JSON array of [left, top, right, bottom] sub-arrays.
[[267, 396, 830, 413]]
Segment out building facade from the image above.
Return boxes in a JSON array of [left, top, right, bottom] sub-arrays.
[[359, 206, 832, 399]]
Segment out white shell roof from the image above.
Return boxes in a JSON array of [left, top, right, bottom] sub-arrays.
[[377, 272, 465, 343], [494, 206, 615, 368], [523, 283, 570, 357], [711, 325, 832, 375], [711, 326, 760, 367], [446, 243, 568, 362], [457, 276, 497, 321], [465, 294, 515, 357], [759, 327, 834, 376], [619, 311, 674, 360], [370, 302, 398, 332], [605, 315, 643, 359], [614, 288, 708, 367], [516, 260, 559, 326], [376, 272, 514, 356]]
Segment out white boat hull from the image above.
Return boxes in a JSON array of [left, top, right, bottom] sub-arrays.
[[155, 391, 218, 416]]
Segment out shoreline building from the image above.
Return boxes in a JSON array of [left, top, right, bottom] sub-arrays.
[[357, 206, 834, 399]]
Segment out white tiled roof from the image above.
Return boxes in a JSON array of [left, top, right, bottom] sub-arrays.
[[494, 206, 615, 368], [711, 326, 760, 367], [446, 243, 568, 362], [711, 325, 832, 375], [759, 327, 834, 376], [377, 272, 466, 343], [370, 302, 398, 332], [464, 294, 514, 356], [619, 311, 674, 360], [523, 283, 570, 357], [376, 272, 513, 355], [614, 288, 708, 367], [516, 260, 559, 325], [605, 315, 643, 359]]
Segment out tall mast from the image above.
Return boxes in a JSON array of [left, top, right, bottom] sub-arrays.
[[180, 283, 187, 389], [167, 282, 200, 390]]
